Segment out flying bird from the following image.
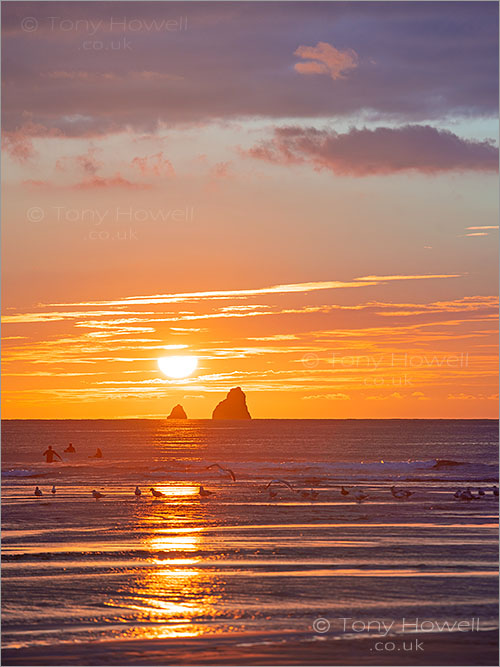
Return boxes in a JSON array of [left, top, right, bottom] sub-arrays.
[[150, 488, 165, 499], [92, 490, 105, 501], [199, 486, 214, 497], [206, 463, 236, 482], [265, 479, 295, 492]]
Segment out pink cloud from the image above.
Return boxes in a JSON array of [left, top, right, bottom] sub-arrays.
[[131, 152, 175, 177], [74, 174, 151, 190], [2, 118, 62, 163], [245, 125, 499, 175], [294, 42, 359, 80]]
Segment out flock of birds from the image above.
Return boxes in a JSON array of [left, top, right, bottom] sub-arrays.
[[31, 462, 499, 504], [453, 486, 499, 501]]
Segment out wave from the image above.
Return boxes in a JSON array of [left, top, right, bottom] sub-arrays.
[[2, 469, 50, 479]]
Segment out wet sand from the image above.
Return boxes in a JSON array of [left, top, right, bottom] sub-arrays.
[[3, 630, 498, 666]]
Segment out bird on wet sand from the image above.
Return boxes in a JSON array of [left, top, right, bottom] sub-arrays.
[[150, 488, 165, 499], [134, 486, 141, 499], [199, 486, 214, 497], [391, 486, 414, 500], [34, 486, 42, 497], [341, 486, 350, 496], [51, 485, 56, 495], [92, 490, 105, 501]]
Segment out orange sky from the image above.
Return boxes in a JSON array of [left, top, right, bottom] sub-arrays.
[[1, 2, 498, 418]]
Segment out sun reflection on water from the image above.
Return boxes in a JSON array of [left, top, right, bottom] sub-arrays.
[[109, 489, 222, 639]]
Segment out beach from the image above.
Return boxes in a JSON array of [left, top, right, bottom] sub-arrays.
[[2, 419, 498, 665]]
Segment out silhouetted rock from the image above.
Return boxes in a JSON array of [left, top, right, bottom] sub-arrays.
[[167, 404, 187, 419], [212, 387, 251, 420]]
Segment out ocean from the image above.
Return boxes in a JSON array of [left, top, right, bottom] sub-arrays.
[[2, 419, 498, 665]]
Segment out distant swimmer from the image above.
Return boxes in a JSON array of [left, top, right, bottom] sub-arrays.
[[89, 448, 103, 459], [134, 486, 142, 499], [92, 489, 105, 501], [64, 443, 75, 453], [34, 486, 42, 497], [51, 485, 56, 495], [43, 446, 62, 463], [199, 486, 214, 497]]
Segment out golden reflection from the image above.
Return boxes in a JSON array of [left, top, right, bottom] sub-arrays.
[[114, 485, 223, 639]]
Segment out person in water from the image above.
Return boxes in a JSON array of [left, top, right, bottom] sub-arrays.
[[64, 443, 75, 453], [89, 448, 103, 459], [43, 445, 62, 463]]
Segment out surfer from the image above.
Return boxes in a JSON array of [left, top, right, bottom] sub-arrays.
[[64, 443, 75, 453], [43, 445, 62, 463]]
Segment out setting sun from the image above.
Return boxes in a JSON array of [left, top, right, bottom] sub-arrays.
[[158, 355, 198, 379]]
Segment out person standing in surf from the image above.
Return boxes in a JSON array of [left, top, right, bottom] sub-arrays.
[[43, 445, 62, 463]]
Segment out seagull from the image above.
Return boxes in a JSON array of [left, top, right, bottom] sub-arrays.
[[51, 485, 56, 495], [391, 486, 414, 500], [92, 490, 105, 501], [459, 488, 478, 501], [265, 479, 295, 493], [299, 488, 319, 500], [206, 463, 236, 482], [150, 488, 165, 499], [351, 488, 370, 503], [134, 486, 142, 499], [34, 486, 42, 497], [199, 485, 214, 497], [341, 486, 368, 502]]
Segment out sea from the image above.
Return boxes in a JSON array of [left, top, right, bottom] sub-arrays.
[[2, 419, 498, 664]]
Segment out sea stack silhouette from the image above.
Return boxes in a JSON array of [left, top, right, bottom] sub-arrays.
[[167, 404, 187, 419], [212, 387, 251, 420]]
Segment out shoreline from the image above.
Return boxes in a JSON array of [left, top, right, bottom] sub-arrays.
[[3, 630, 499, 666]]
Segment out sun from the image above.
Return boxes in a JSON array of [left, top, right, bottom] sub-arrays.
[[158, 355, 198, 379]]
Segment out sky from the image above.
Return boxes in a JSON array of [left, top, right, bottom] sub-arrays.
[[1, 1, 498, 419]]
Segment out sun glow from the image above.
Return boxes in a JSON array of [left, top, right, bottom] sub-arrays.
[[158, 355, 198, 379]]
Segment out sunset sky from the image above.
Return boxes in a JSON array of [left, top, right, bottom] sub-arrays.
[[2, 1, 498, 419]]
